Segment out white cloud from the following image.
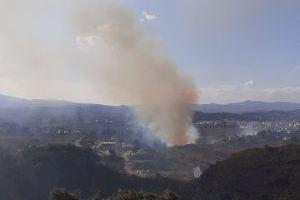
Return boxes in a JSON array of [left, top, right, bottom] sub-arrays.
[[141, 10, 157, 22], [243, 80, 256, 87], [295, 65, 300, 70], [76, 35, 98, 48]]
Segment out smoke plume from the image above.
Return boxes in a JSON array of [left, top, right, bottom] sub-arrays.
[[0, 0, 199, 146]]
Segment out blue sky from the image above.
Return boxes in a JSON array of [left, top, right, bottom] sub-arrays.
[[0, 0, 299, 104], [126, 0, 300, 86], [123, 0, 300, 103]]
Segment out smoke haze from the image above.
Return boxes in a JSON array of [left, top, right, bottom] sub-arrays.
[[0, 0, 198, 145]]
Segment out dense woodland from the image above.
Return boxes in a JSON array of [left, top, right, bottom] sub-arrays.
[[0, 145, 182, 200], [186, 144, 300, 200], [0, 144, 299, 200]]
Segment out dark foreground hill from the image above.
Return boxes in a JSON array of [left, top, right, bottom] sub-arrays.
[[1, 144, 300, 200], [0, 145, 181, 200], [186, 144, 300, 200], [48, 145, 300, 200]]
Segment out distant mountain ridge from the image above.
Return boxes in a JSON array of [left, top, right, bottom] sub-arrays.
[[1, 94, 300, 113], [0, 94, 75, 108], [196, 100, 300, 113]]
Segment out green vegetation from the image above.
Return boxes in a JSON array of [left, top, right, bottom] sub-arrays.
[[0, 144, 181, 200], [50, 189, 79, 200], [187, 144, 300, 200], [46, 144, 300, 200], [0, 143, 299, 200], [50, 189, 179, 200]]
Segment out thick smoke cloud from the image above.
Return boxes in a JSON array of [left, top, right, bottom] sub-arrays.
[[0, 0, 198, 146]]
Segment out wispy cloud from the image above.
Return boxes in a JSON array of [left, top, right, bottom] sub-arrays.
[[243, 80, 256, 87], [141, 10, 157, 22], [76, 35, 98, 48]]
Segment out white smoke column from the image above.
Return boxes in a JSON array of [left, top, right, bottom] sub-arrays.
[[0, 0, 199, 146]]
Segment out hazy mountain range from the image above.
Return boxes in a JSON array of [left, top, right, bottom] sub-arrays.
[[1, 94, 300, 113], [0, 94, 75, 108], [196, 101, 300, 113]]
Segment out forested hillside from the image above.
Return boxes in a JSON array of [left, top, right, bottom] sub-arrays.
[[186, 145, 300, 200], [0, 145, 180, 200]]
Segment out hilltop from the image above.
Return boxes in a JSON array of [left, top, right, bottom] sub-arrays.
[[186, 144, 300, 200]]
